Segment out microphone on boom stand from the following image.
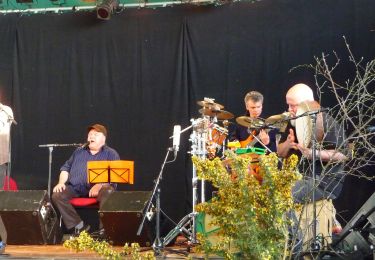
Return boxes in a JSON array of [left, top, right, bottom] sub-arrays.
[[172, 125, 181, 158]]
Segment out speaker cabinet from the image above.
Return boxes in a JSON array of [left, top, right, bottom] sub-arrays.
[[332, 192, 375, 259], [0, 190, 61, 245], [99, 191, 152, 246]]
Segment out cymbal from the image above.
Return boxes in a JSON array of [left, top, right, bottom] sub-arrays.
[[197, 100, 224, 110], [236, 116, 264, 128], [265, 113, 289, 132], [265, 114, 286, 124], [199, 108, 234, 120]]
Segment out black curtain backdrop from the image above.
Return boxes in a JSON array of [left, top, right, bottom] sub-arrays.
[[0, 0, 374, 228]]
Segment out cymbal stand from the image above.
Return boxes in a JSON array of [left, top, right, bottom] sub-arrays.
[[196, 117, 209, 198], [221, 120, 231, 158]]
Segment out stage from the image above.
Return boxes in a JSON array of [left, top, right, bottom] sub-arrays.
[[2, 245, 108, 259], [2, 244, 197, 259]]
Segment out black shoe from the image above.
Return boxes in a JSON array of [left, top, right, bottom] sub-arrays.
[[91, 228, 106, 240], [99, 228, 106, 239], [74, 223, 91, 236]]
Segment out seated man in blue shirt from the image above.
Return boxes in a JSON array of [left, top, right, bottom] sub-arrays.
[[52, 124, 120, 235]]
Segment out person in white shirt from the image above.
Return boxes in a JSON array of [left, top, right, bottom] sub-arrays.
[[0, 100, 14, 255]]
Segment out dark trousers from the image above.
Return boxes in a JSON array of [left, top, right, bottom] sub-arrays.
[[51, 185, 114, 230]]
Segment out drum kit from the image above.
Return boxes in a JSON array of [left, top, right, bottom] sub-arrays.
[[190, 97, 289, 161], [190, 98, 321, 160]]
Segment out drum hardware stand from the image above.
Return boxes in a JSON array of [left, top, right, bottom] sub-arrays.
[[155, 118, 210, 252], [161, 212, 197, 246], [172, 118, 209, 206], [221, 120, 231, 158], [38, 143, 84, 195]]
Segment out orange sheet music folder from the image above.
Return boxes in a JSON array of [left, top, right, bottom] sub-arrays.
[[87, 160, 134, 184]]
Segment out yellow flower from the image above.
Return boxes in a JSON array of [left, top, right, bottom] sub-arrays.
[[193, 152, 299, 259]]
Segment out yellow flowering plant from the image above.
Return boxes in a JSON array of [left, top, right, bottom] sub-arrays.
[[192, 151, 300, 260], [63, 231, 155, 260]]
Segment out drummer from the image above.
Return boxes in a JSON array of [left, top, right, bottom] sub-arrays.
[[229, 91, 276, 153]]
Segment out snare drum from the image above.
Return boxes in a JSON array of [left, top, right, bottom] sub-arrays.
[[210, 124, 228, 146]]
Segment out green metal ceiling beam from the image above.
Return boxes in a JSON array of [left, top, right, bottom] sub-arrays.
[[0, 0, 215, 13]]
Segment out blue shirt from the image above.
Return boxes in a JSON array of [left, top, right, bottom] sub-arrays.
[[60, 145, 120, 195]]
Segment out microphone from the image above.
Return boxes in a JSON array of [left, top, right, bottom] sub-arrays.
[[81, 141, 91, 148], [172, 125, 181, 157], [38, 143, 82, 148], [304, 107, 330, 116]]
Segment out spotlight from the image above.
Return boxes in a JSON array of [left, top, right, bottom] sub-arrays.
[[96, 0, 119, 20]]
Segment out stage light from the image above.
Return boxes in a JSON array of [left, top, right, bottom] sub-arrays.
[[96, 0, 119, 20]]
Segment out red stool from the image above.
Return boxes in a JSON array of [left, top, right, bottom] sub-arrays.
[[69, 197, 99, 208]]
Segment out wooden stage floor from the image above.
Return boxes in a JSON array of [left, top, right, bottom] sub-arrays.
[[1, 244, 206, 259]]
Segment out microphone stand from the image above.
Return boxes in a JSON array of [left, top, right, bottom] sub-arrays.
[[308, 112, 320, 251], [270, 109, 325, 252], [138, 124, 185, 256], [137, 146, 179, 256], [38, 143, 82, 195], [289, 110, 323, 252]]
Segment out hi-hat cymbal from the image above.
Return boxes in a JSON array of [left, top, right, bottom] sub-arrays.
[[199, 108, 234, 120], [197, 100, 224, 110], [236, 116, 264, 128]]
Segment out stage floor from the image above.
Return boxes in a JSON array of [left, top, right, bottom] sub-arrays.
[[1, 244, 207, 259], [2, 245, 107, 259]]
